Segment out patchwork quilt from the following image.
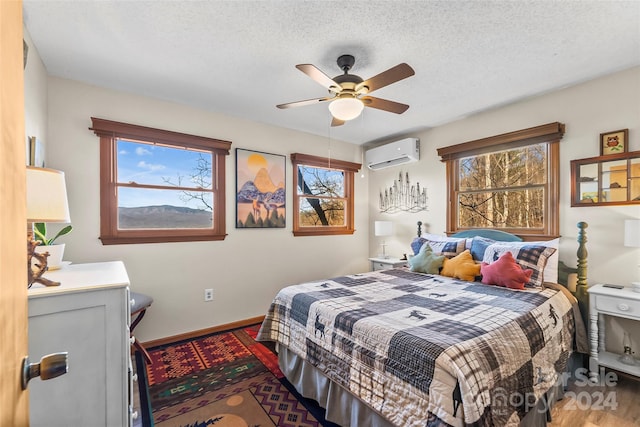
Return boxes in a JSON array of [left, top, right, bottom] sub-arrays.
[[257, 269, 578, 427]]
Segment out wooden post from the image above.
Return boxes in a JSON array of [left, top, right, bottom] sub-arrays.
[[576, 221, 589, 327]]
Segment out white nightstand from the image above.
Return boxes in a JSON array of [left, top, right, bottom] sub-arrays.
[[369, 257, 407, 271], [588, 284, 640, 381]]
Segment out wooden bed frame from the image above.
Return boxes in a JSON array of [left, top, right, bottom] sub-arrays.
[[575, 221, 589, 325]]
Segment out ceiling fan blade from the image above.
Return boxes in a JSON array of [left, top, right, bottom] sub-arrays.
[[331, 117, 345, 127], [276, 96, 334, 109], [296, 64, 342, 93], [361, 96, 410, 114], [356, 63, 415, 94]]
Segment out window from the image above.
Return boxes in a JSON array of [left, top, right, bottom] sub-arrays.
[[91, 118, 231, 244], [437, 122, 564, 240], [291, 153, 361, 236]]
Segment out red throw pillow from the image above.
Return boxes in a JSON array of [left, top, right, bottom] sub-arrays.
[[480, 252, 533, 290]]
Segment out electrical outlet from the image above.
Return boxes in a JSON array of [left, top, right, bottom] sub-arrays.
[[204, 288, 213, 302]]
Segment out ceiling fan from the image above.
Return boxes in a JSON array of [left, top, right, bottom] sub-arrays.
[[277, 54, 415, 126]]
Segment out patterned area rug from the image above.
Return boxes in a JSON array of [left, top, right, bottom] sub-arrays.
[[139, 324, 338, 427]]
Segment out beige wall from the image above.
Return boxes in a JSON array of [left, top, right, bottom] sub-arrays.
[[368, 66, 640, 288], [23, 27, 47, 162], [41, 78, 368, 342]]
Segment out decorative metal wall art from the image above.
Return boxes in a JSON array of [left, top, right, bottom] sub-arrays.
[[379, 172, 428, 213]]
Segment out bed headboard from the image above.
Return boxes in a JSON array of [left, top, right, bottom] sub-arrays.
[[414, 221, 589, 323], [415, 221, 522, 242], [451, 229, 523, 242], [414, 221, 589, 289]]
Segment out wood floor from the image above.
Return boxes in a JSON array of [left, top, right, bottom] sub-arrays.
[[549, 371, 640, 427]]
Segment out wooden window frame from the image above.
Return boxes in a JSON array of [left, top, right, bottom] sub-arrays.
[[291, 153, 361, 237], [90, 117, 231, 244], [437, 122, 564, 241]]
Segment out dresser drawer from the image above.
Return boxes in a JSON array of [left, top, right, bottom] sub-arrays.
[[595, 295, 640, 319], [372, 262, 390, 271]]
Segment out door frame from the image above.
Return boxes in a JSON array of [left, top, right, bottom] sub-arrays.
[[0, 0, 29, 424]]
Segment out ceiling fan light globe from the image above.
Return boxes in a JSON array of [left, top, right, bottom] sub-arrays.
[[328, 98, 364, 121]]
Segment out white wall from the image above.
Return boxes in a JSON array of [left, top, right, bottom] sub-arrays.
[[23, 27, 47, 161], [44, 78, 369, 342], [368, 66, 640, 288]]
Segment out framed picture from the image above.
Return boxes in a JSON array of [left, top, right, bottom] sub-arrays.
[[29, 136, 45, 167], [600, 129, 628, 156], [235, 148, 285, 228]]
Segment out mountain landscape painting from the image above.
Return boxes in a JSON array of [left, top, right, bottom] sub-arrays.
[[236, 149, 285, 228]]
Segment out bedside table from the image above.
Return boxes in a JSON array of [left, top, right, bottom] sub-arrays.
[[588, 284, 640, 381], [369, 257, 407, 271]]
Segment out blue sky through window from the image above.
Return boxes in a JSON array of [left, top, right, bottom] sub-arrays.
[[117, 139, 212, 210]]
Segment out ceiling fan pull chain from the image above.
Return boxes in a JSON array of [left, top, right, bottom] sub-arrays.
[[327, 123, 332, 169]]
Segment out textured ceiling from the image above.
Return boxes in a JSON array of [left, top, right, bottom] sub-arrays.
[[23, 1, 640, 145]]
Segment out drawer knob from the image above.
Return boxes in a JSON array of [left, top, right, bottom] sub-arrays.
[[618, 303, 630, 311]]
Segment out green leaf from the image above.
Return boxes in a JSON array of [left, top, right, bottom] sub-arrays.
[[33, 222, 47, 244], [32, 222, 73, 245], [48, 225, 73, 245]]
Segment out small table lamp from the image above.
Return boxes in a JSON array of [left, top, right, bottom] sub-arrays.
[[27, 166, 71, 287], [624, 219, 640, 292], [374, 220, 393, 259]]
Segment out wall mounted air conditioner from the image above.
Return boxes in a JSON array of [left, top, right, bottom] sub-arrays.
[[365, 138, 420, 170]]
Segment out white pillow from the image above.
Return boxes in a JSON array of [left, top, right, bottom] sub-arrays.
[[539, 238, 559, 284], [482, 238, 559, 285], [421, 233, 472, 248], [419, 239, 467, 258]]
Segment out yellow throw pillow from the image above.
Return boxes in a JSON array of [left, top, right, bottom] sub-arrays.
[[441, 249, 481, 281]]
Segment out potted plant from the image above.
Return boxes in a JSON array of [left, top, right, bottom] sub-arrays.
[[33, 222, 73, 269]]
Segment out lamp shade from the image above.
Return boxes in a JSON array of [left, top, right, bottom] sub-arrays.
[[328, 97, 364, 121], [374, 221, 393, 237], [624, 219, 640, 248], [26, 166, 71, 223]]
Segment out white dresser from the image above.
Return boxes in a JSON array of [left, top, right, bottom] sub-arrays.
[[28, 261, 134, 426]]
